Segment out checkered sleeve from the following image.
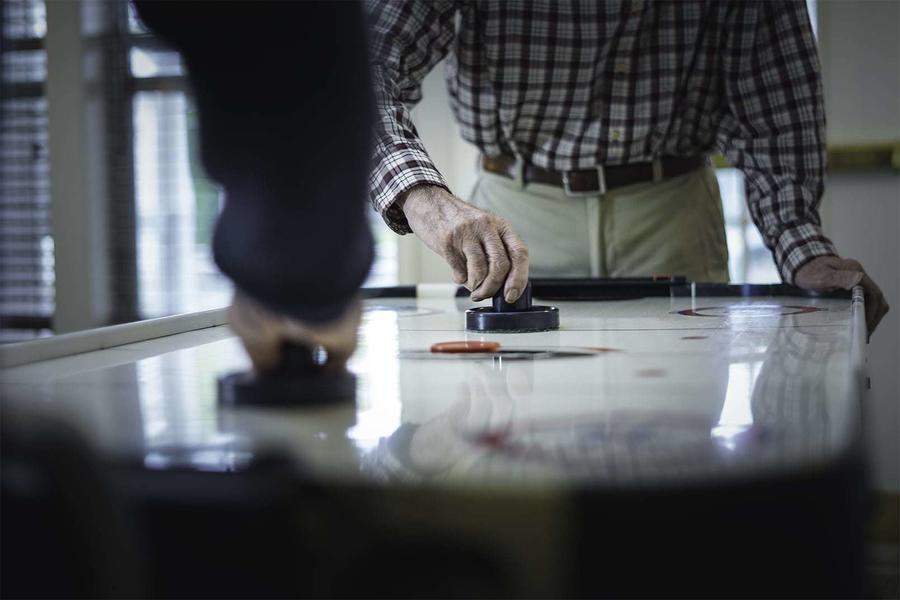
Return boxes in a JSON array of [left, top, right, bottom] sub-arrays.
[[366, 0, 458, 234], [716, 1, 837, 284]]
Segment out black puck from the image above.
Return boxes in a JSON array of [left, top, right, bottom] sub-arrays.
[[465, 305, 559, 332], [218, 371, 356, 407], [217, 342, 355, 407], [465, 281, 560, 333]]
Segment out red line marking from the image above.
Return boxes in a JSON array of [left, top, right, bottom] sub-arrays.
[[675, 305, 825, 317]]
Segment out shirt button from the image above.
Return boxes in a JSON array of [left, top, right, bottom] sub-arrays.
[[610, 129, 622, 142], [631, 0, 643, 12], [615, 61, 629, 74]]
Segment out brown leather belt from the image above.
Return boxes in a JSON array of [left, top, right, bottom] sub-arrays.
[[481, 155, 705, 197]]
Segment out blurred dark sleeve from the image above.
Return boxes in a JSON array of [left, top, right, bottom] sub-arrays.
[[134, 1, 374, 323]]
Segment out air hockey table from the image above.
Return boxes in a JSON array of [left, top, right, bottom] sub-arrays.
[[0, 280, 870, 598]]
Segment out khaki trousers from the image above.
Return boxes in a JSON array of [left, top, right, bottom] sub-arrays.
[[469, 164, 730, 282]]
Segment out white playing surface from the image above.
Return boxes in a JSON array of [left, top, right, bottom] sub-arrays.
[[1, 293, 862, 490]]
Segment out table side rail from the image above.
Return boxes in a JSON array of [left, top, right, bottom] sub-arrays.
[[849, 285, 868, 408], [0, 308, 229, 369]]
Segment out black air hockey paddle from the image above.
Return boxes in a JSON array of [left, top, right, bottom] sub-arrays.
[[466, 282, 560, 333], [218, 342, 355, 407]]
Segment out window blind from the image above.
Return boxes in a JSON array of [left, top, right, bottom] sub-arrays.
[[0, 0, 52, 342]]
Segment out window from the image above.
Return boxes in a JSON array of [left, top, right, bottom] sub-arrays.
[[716, 168, 780, 284], [0, 0, 53, 342], [0, 0, 400, 342], [127, 30, 232, 317]]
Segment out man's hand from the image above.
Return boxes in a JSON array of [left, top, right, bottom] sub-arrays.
[[794, 256, 889, 335], [399, 185, 529, 302], [228, 292, 362, 374]]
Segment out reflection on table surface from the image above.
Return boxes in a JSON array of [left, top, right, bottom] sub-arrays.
[[1, 294, 859, 488]]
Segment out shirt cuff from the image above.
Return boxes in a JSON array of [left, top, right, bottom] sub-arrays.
[[370, 147, 449, 235], [773, 222, 838, 284]]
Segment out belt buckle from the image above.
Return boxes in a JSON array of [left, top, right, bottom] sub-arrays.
[[561, 166, 607, 198]]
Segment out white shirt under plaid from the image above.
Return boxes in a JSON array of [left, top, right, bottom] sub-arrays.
[[367, 0, 837, 283]]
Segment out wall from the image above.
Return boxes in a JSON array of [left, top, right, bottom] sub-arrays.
[[817, 0, 900, 492]]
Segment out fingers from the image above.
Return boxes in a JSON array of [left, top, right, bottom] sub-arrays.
[[228, 294, 287, 373], [499, 225, 529, 303], [318, 344, 355, 375], [283, 298, 362, 372], [466, 222, 529, 302], [455, 218, 529, 302], [461, 238, 489, 294], [471, 231, 511, 301], [828, 257, 866, 290], [229, 293, 361, 374], [444, 247, 468, 285], [831, 269, 864, 291], [794, 256, 890, 336], [795, 255, 863, 291], [824, 263, 889, 335], [859, 273, 890, 335], [827, 259, 890, 334], [403, 188, 530, 302]]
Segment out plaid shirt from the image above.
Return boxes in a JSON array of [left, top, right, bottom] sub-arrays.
[[367, 0, 837, 283]]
